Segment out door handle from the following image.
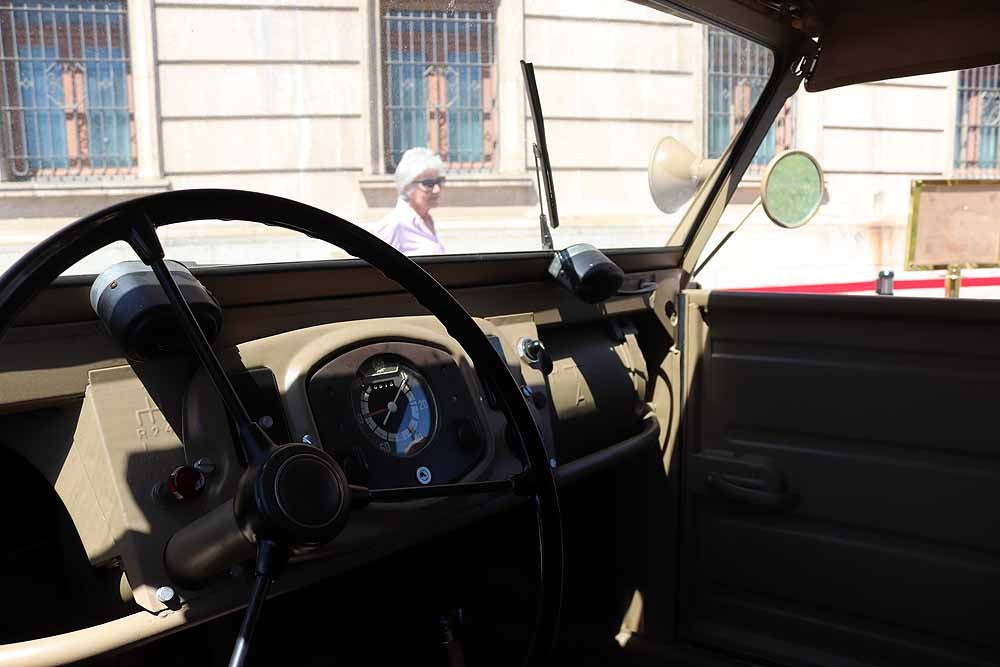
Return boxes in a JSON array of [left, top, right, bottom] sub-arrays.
[[705, 472, 799, 510]]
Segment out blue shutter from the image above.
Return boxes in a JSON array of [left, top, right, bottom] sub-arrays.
[[707, 71, 731, 158], [85, 46, 130, 169], [17, 44, 69, 171], [446, 47, 484, 164]]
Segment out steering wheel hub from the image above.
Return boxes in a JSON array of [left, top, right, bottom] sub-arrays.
[[237, 443, 351, 547]]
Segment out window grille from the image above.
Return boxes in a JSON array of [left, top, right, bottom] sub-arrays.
[[955, 65, 1000, 177], [382, 2, 496, 173], [707, 26, 793, 173], [0, 0, 135, 181]]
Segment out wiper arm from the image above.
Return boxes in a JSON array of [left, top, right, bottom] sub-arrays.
[[521, 59, 559, 251], [531, 144, 554, 251]]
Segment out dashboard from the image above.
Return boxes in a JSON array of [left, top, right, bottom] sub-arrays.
[[68, 315, 556, 613], [0, 255, 668, 666]]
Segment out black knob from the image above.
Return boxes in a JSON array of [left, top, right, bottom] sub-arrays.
[[519, 337, 554, 376]]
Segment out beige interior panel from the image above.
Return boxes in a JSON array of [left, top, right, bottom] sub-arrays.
[[50, 314, 558, 617], [0, 269, 672, 410]]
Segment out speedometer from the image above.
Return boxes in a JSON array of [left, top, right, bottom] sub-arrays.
[[352, 355, 437, 458]]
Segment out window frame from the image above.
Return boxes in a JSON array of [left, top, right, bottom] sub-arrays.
[[0, 0, 161, 187], [704, 24, 795, 178], [954, 64, 1000, 178], [378, 1, 499, 175], [0, 0, 136, 180]]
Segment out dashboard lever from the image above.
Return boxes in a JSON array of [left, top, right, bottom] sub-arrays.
[[350, 477, 518, 508]]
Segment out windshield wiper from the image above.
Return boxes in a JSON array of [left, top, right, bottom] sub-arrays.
[[521, 60, 558, 251]]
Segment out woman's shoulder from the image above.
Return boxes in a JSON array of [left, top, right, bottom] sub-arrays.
[[376, 204, 412, 242]]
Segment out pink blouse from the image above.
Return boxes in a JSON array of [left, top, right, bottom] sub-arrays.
[[376, 199, 446, 256]]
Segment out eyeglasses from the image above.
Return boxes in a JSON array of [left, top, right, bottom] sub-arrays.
[[415, 177, 446, 191]]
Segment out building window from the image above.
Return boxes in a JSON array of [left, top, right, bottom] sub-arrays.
[[381, 1, 497, 173], [706, 26, 794, 172], [955, 65, 1000, 176], [0, 0, 135, 181]]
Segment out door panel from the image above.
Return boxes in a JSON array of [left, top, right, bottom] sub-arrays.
[[679, 291, 1000, 667]]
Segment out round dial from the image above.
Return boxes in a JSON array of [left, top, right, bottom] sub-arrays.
[[352, 355, 437, 457]]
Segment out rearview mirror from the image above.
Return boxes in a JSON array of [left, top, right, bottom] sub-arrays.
[[760, 150, 825, 228]]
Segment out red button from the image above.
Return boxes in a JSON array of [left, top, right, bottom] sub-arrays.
[[167, 465, 206, 501]]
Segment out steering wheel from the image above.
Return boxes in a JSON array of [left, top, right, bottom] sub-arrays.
[[0, 189, 564, 666]]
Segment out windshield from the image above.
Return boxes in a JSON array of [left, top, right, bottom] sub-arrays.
[[0, 1, 777, 275]]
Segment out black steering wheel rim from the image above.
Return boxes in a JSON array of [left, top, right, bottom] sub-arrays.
[[0, 188, 564, 665]]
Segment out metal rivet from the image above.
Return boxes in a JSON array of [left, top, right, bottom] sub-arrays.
[[259, 415, 274, 429], [301, 435, 313, 445], [155, 586, 176, 604], [193, 457, 216, 475], [549, 458, 557, 469]]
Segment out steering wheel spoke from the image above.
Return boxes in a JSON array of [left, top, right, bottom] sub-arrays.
[[128, 212, 275, 466], [350, 474, 533, 508]]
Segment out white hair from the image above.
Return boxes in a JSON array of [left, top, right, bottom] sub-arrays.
[[394, 147, 444, 198]]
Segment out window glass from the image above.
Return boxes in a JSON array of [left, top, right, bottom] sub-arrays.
[[0, 1, 777, 275], [706, 26, 794, 172], [696, 65, 1000, 299]]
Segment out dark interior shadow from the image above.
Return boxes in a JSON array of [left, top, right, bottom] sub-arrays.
[[0, 444, 137, 645]]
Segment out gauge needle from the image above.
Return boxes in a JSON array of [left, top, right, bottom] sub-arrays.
[[363, 406, 390, 418], [383, 373, 408, 427]]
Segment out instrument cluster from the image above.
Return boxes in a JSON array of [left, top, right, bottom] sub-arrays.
[[307, 341, 489, 490]]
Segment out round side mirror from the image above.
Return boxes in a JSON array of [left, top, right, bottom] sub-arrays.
[[648, 137, 717, 214], [760, 150, 824, 229]]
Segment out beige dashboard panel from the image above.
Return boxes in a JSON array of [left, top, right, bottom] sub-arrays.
[[81, 365, 231, 612], [0, 268, 672, 411], [52, 395, 118, 564], [58, 313, 550, 617]]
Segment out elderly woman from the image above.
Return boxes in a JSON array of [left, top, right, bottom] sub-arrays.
[[377, 147, 447, 255]]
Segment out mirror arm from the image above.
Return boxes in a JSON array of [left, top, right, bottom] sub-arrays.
[[692, 197, 761, 278]]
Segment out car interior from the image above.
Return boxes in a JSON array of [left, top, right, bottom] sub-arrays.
[[1, 1, 999, 666]]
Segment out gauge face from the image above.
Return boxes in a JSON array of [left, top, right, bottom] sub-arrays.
[[352, 355, 437, 458]]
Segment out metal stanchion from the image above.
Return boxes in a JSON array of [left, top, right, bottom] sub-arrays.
[[876, 270, 894, 296], [945, 264, 961, 298]]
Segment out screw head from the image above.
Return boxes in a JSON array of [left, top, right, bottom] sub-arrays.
[[259, 415, 274, 429], [301, 434, 314, 445], [549, 458, 557, 469], [193, 457, 216, 475], [155, 586, 176, 604]]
